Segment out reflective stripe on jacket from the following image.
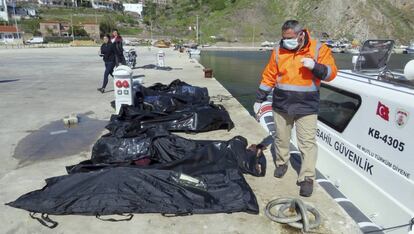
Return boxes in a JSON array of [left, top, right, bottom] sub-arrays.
[[258, 30, 337, 116]]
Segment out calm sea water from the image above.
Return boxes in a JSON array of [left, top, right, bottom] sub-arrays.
[[199, 51, 414, 114]]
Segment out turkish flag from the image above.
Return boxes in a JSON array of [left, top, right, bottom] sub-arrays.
[[376, 102, 389, 121]]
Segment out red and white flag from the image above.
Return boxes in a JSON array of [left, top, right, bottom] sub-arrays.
[[376, 101, 389, 121]]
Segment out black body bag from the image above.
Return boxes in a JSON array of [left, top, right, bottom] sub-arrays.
[[106, 104, 234, 137], [133, 79, 210, 113], [74, 128, 266, 177], [7, 135, 261, 221]]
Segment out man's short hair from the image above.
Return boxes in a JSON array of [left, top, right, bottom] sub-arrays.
[[282, 20, 303, 33]]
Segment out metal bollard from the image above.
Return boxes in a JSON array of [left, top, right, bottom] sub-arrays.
[[113, 65, 134, 114], [157, 50, 165, 68], [203, 68, 213, 78]]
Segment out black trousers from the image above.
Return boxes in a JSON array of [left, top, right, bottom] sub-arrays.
[[116, 54, 126, 66], [102, 61, 115, 89]]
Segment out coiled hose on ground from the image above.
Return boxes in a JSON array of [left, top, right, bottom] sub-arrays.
[[265, 198, 322, 232]]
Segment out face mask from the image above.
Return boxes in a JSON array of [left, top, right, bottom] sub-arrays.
[[283, 38, 299, 50]]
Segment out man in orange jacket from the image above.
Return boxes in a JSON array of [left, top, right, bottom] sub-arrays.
[[254, 20, 337, 197]]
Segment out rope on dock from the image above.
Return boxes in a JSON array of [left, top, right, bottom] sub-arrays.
[[363, 217, 414, 234]]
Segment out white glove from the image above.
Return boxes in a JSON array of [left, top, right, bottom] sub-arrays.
[[301, 58, 315, 70], [253, 102, 262, 115]]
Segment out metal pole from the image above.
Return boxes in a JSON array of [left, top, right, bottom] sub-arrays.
[[252, 24, 255, 48], [13, 1, 20, 40], [150, 20, 152, 42], [196, 15, 199, 44], [71, 14, 74, 42]]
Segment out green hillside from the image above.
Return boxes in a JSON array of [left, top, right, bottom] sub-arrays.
[[18, 6, 141, 37], [143, 0, 414, 44], [12, 0, 414, 44]]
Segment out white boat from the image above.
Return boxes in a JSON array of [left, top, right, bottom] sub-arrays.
[[257, 40, 414, 234], [407, 42, 414, 54], [326, 40, 347, 53], [188, 48, 201, 56], [261, 41, 275, 47], [345, 48, 360, 54], [331, 47, 344, 53]]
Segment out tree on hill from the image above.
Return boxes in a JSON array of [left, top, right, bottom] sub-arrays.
[[70, 25, 88, 37], [142, 2, 157, 26], [99, 17, 116, 37]]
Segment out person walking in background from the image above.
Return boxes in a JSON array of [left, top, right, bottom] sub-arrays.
[[253, 20, 337, 197], [97, 34, 116, 94], [111, 29, 126, 66]]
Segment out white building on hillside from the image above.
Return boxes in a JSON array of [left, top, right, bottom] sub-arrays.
[[91, 0, 123, 10], [0, 0, 8, 22], [142, 0, 170, 5], [0, 25, 23, 44], [6, 0, 38, 3], [123, 3, 142, 16], [37, 0, 76, 7]]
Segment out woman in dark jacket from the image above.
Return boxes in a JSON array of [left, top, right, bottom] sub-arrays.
[[97, 34, 116, 93], [111, 29, 126, 66]]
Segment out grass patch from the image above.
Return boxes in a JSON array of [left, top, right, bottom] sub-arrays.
[[119, 27, 143, 36]]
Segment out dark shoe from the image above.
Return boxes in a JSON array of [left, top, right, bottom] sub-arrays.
[[97, 88, 105, 93], [274, 164, 288, 178], [298, 177, 314, 197]]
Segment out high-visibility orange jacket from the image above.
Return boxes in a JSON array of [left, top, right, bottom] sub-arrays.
[[256, 30, 337, 116]]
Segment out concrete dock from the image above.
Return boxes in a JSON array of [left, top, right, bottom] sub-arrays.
[[0, 47, 360, 234]]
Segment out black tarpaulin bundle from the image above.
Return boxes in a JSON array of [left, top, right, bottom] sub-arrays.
[[147, 80, 209, 99], [90, 127, 197, 164], [107, 103, 234, 137], [113, 79, 234, 133], [6, 80, 264, 228], [74, 128, 266, 177], [134, 79, 209, 113], [7, 135, 261, 219], [7, 167, 258, 216]]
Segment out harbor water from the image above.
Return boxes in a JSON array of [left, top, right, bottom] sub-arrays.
[[199, 51, 414, 114]]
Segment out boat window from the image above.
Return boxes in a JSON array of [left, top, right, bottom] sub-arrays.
[[318, 84, 361, 133]]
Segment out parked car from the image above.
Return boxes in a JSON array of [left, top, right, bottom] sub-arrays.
[[25, 37, 44, 44]]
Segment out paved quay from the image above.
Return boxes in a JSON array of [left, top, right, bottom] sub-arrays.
[[0, 47, 360, 234]]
